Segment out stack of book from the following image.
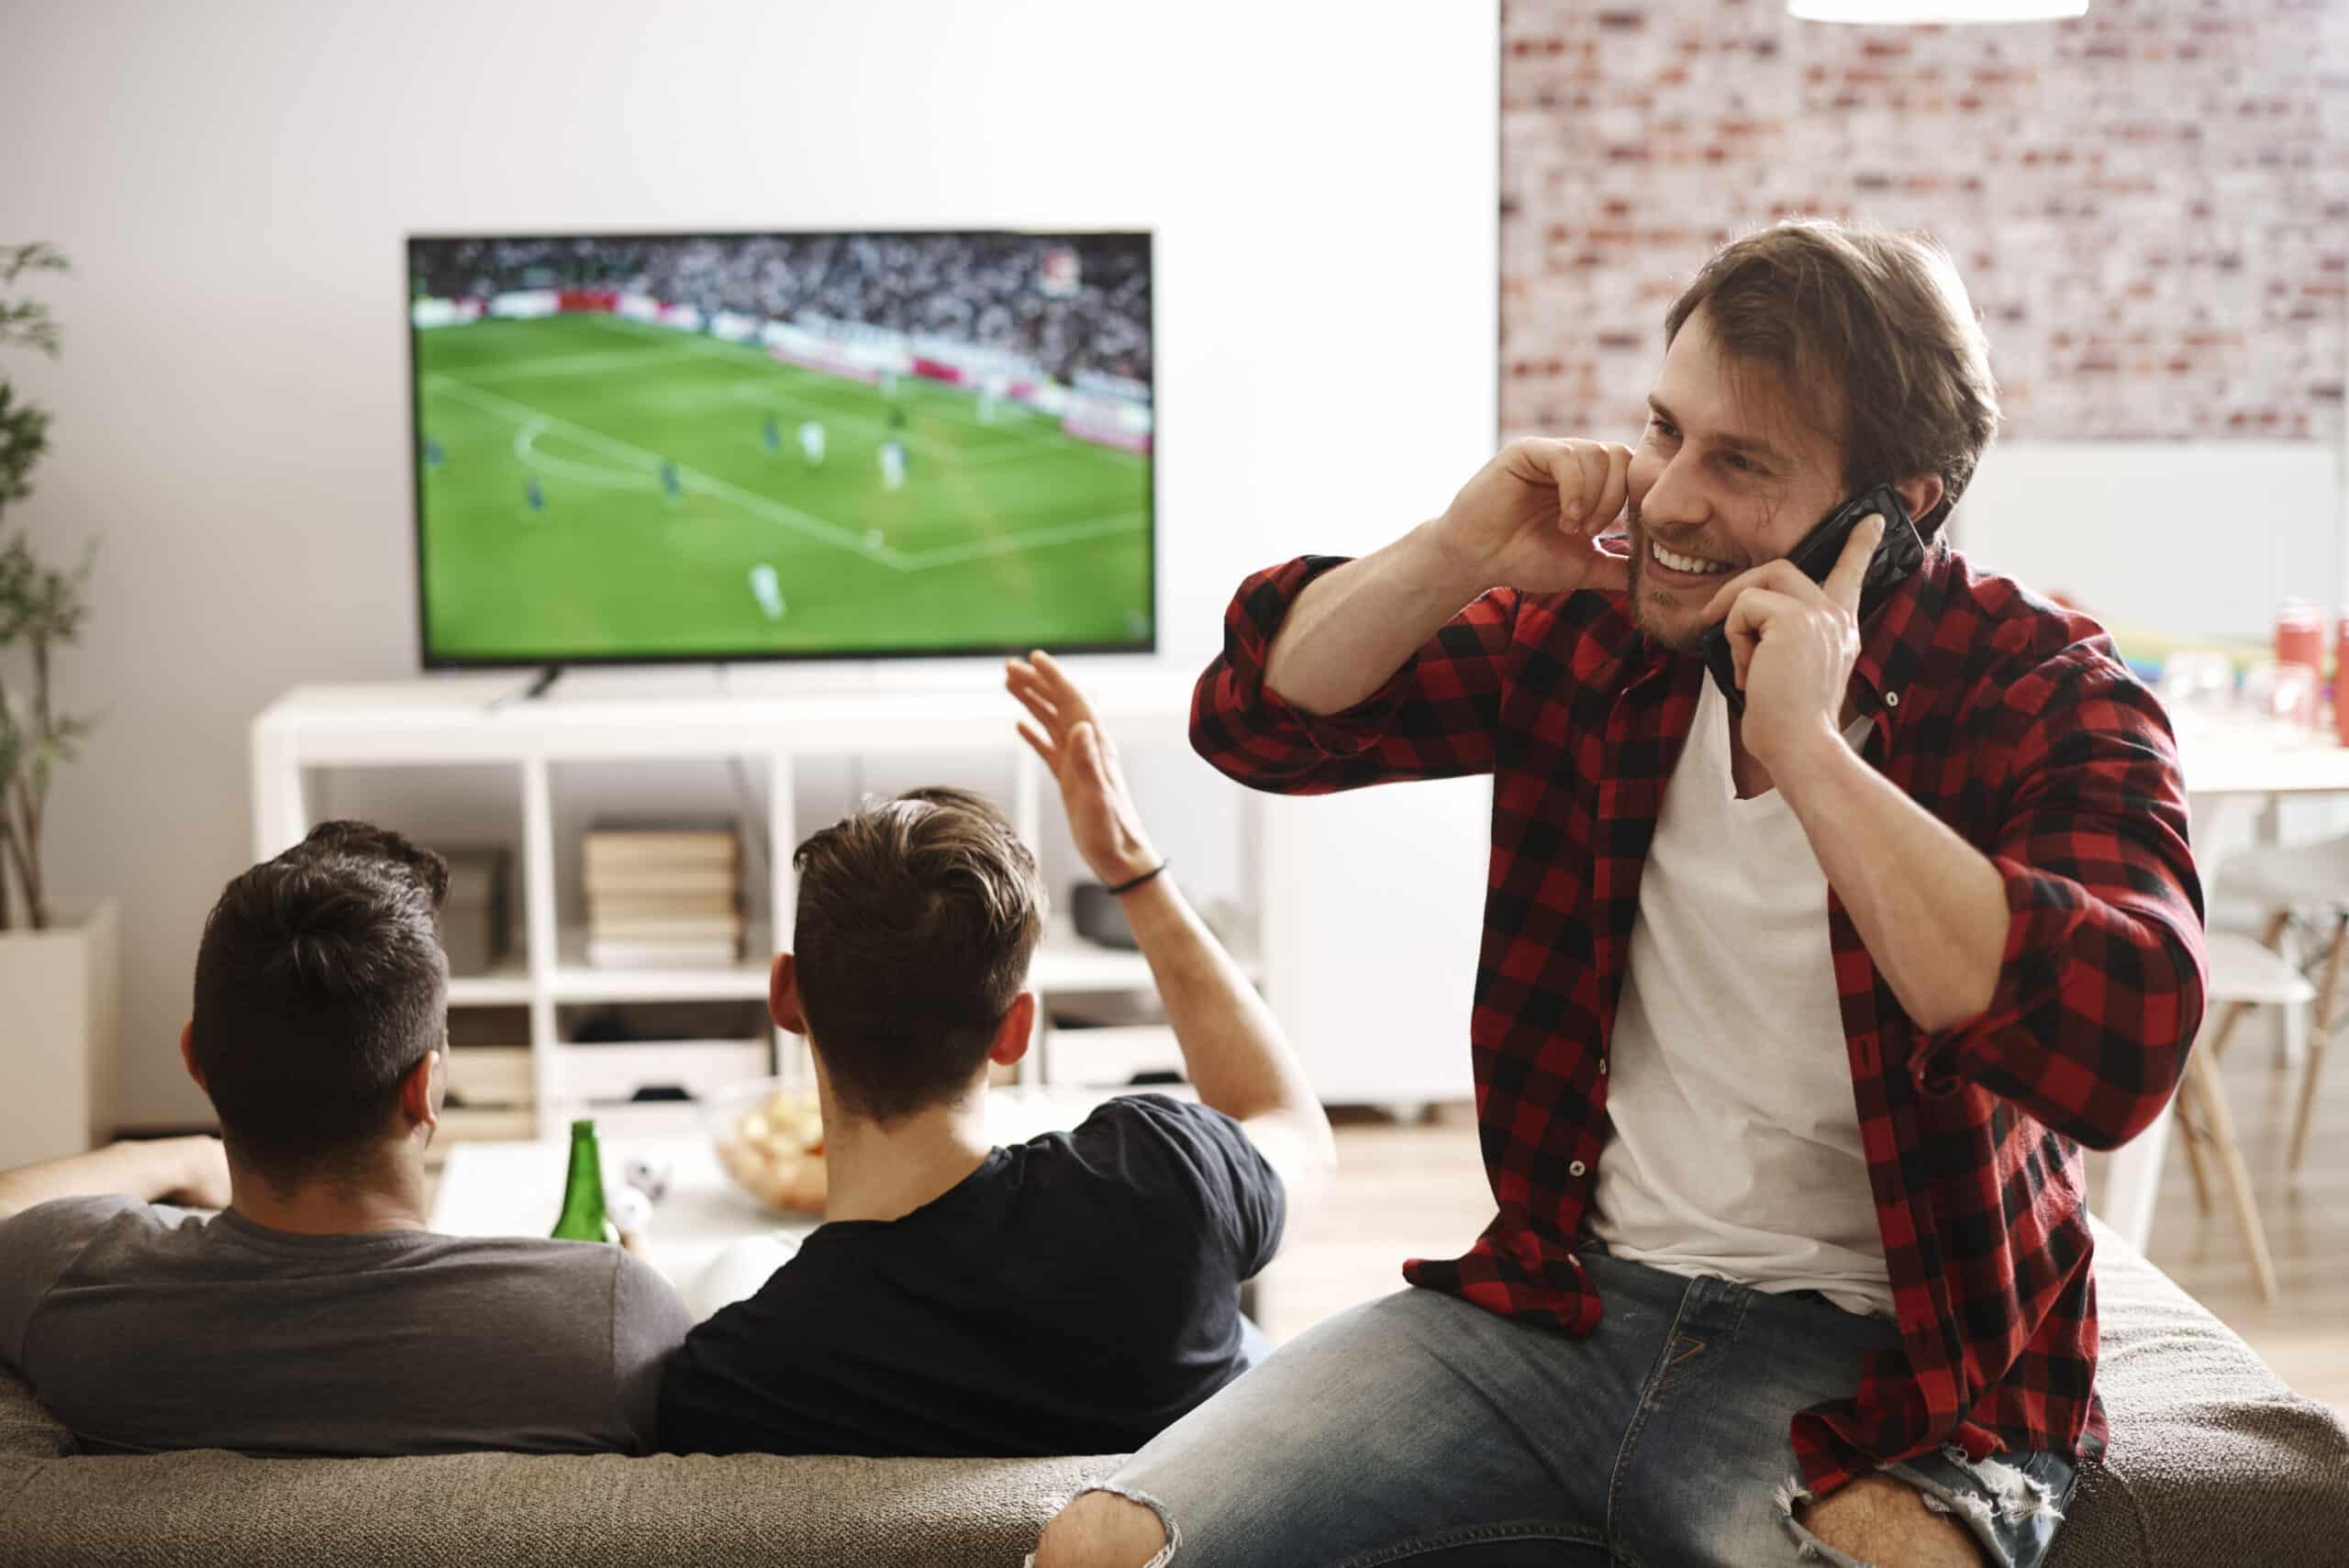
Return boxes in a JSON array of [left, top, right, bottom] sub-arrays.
[[582, 823, 744, 969]]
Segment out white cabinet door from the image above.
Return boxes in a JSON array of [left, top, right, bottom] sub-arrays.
[[1260, 777, 1490, 1106]]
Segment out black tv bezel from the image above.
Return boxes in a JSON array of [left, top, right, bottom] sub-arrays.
[[406, 227, 1158, 672]]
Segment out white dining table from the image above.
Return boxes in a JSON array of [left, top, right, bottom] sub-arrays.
[[2094, 726, 2349, 1251]]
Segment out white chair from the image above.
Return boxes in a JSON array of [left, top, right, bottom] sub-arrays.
[[2165, 931, 2311, 1305], [2213, 834, 2347, 1172]]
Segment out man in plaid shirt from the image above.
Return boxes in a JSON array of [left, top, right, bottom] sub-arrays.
[[1039, 224, 2205, 1568]]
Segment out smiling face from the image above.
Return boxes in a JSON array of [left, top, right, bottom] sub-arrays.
[[1623, 303, 1851, 653]]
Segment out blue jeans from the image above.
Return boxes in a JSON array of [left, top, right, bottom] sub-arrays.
[[1091, 1251, 2076, 1567]]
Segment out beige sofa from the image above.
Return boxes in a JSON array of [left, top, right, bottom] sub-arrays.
[[2, 1220, 2341, 1566]]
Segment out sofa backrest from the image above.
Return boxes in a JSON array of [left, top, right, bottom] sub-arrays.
[[1, 1223, 2341, 1567]]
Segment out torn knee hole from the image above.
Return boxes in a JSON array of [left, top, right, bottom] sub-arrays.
[[1034, 1487, 1174, 1568]]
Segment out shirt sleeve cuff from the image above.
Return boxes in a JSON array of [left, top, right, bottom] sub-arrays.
[[1908, 854, 2075, 1096], [1215, 555, 1429, 760]]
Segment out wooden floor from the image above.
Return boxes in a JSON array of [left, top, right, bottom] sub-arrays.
[[1258, 1042, 2349, 1418]]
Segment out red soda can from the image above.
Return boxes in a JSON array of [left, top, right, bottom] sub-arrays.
[[2278, 599, 2325, 674]]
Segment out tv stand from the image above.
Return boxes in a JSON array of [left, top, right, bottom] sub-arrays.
[[250, 674, 1236, 1131], [248, 673, 1485, 1134], [488, 665, 565, 708]]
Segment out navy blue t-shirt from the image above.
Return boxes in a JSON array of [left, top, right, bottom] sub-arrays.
[[657, 1094, 1285, 1458]]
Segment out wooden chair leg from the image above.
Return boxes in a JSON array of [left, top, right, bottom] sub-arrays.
[[2288, 917, 2349, 1174], [2184, 1046, 2282, 1305], [2174, 1069, 2217, 1215], [2312, 917, 2349, 1033], [2213, 911, 2299, 1066], [2204, 998, 2255, 1062], [2258, 908, 2293, 953], [2288, 1037, 2328, 1173]]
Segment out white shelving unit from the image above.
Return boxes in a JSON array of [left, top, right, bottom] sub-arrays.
[[250, 673, 1218, 1133]]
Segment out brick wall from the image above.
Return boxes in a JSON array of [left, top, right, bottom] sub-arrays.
[[1500, 0, 2349, 444]]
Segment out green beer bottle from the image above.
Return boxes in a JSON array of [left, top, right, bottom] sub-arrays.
[[551, 1118, 619, 1244]]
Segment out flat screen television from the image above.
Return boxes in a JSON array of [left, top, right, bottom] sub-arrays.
[[406, 230, 1154, 667]]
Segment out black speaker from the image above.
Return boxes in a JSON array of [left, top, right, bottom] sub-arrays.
[[1069, 880, 1141, 950]]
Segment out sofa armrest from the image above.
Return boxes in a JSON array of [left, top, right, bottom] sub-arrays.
[[2045, 1218, 2349, 1568]]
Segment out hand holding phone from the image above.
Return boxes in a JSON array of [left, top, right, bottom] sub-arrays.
[[1698, 483, 1926, 714]]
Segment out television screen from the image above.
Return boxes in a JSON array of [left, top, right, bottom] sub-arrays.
[[407, 230, 1153, 667]]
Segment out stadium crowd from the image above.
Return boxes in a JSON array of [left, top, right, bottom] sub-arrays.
[[410, 233, 1151, 387]]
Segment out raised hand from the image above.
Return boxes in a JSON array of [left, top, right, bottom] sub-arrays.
[[1699, 512, 1884, 772], [1005, 651, 1163, 887], [1427, 438, 1636, 597]]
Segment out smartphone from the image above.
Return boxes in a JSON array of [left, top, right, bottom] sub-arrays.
[[1698, 482, 1926, 713]]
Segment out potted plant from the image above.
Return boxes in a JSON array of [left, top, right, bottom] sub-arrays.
[[0, 242, 117, 1164]]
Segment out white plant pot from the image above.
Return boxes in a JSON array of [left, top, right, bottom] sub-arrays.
[[0, 896, 120, 1164]]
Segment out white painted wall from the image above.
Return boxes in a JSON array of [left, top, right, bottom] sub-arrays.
[[1954, 440, 2349, 919], [1953, 441, 2342, 645], [0, 0, 1501, 1129]]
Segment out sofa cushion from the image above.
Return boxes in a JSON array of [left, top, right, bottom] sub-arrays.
[[0, 1366, 72, 1459]]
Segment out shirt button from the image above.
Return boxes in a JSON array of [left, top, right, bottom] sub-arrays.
[[1885, 691, 1901, 708], [1598, 1060, 1609, 1074], [1570, 1161, 1587, 1177]]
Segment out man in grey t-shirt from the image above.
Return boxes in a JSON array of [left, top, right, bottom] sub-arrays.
[[0, 822, 691, 1456]]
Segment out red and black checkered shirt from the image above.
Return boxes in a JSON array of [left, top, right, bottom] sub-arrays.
[[1191, 549, 2207, 1495]]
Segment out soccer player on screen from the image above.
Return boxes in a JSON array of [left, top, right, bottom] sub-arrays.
[[799, 420, 828, 468], [879, 406, 908, 493], [660, 460, 683, 504], [525, 476, 545, 517], [749, 563, 785, 622], [763, 413, 781, 454]]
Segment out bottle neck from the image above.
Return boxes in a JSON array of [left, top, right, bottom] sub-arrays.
[[552, 1128, 612, 1241]]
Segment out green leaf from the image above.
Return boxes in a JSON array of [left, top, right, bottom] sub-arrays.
[[0, 244, 69, 359]]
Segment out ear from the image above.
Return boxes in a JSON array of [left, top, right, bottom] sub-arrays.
[[180, 1021, 207, 1094], [771, 952, 809, 1036], [986, 991, 1039, 1068], [1892, 473, 1945, 532], [399, 1049, 440, 1137]]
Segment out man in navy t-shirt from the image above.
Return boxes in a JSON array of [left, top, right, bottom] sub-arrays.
[[657, 653, 1334, 1458]]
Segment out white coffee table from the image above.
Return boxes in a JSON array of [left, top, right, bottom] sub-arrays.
[[429, 1086, 1148, 1318]]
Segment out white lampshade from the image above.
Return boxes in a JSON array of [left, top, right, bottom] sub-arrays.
[[1788, 0, 2087, 20]]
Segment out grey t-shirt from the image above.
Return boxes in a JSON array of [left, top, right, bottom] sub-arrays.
[[0, 1196, 693, 1456]]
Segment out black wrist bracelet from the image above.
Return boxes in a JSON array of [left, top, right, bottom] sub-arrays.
[[1107, 861, 1169, 896]]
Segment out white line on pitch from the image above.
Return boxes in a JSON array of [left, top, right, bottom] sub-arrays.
[[894, 511, 1148, 571]]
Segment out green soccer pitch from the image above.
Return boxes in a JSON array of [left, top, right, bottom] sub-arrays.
[[413, 312, 1152, 663]]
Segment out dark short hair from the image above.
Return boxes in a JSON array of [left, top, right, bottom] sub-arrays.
[[1665, 219, 2000, 543], [791, 788, 1046, 1122], [190, 821, 450, 1188]]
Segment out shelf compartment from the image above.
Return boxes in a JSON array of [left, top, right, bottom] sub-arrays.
[[556, 1040, 770, 1104], [551, 925, 774, 1003]]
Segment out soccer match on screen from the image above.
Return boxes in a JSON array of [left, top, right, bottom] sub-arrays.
[[407, 231, 1154, 665]]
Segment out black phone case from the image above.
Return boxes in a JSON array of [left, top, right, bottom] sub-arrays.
[[1698, 482, 1925, 713]]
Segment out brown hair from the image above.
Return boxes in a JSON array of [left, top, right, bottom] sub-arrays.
[[193, 820, 450, 1191], [1664, 219, 1999, 542], [791, 787, 1047, 1121]]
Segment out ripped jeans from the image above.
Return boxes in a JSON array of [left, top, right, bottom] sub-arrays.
[[1084, 1251, 2076, 1568]]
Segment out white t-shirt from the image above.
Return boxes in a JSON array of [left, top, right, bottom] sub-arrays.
[[1587, 677, 1894, 1318]]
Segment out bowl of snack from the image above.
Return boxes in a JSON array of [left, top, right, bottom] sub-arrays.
[[704, 1076, 829, 1215]]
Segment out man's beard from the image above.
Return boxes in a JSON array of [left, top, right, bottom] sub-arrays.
[[1622, 502, 1709, 655]]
